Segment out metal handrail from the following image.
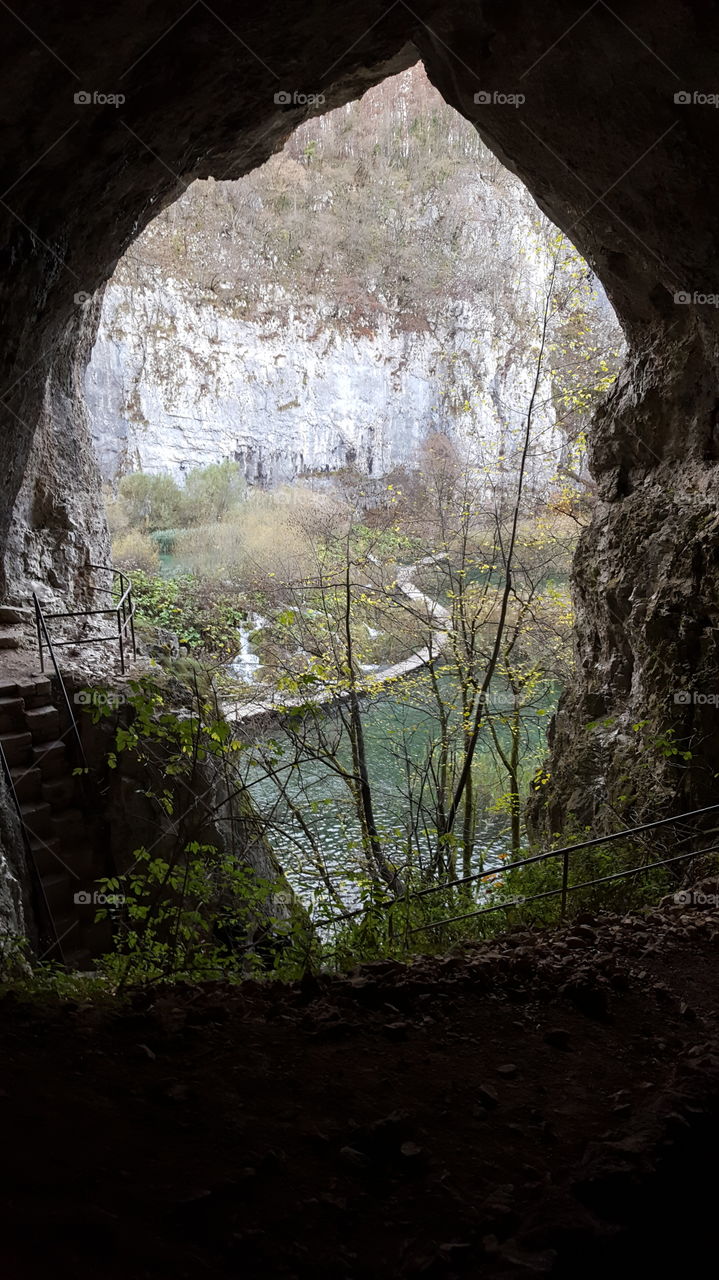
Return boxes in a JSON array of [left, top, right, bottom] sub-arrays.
[[35, 564, 136, 675], [409, 840, 719, 934], [32, 595, 89, 773], [318, 802, 719, 929]]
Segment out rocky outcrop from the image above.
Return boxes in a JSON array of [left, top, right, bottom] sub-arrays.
[[0, 770, 26, 957], [72, 674, 300, 957], [4, 297, 111, 606], [534, 333, 719, 831]]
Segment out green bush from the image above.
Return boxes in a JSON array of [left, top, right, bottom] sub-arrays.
[[118, 472, 187, 531], [111, 462, 246, 545], [150, 528, 179, 556], [131, 570, 247, 658], [183, 460, 246, 524]]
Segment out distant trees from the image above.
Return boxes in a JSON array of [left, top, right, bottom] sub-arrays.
[[114, 471, 186, 532], [237, 449, 573, 910], [224, 252, 581, 913], [183, 460, 247, 524], [110, 460, 245, 535], [109, 459, 247, 575]]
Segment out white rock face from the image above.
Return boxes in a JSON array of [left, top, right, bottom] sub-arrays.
[[87, 276, 572, 496]]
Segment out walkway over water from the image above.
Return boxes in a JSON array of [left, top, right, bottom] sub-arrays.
[[223, 558, 451, 725]]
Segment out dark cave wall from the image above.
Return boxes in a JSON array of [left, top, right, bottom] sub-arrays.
[[4, 292, 111, 603], [2, 1, 719, 821]]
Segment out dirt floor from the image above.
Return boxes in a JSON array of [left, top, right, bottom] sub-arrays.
[[1, 886, 719, 1279]]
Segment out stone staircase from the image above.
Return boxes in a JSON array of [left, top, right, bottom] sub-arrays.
[[0, 672, 112, 967]]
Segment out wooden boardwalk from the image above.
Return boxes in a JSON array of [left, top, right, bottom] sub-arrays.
[[223, 562, 451, 726]]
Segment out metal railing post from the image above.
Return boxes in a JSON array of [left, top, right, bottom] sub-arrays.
[[560, 847, 569, 917], [128, 585, 137, 661], [32, 593, 89, 773], [317, 802, 719, 931], [34, 596, 44, 673], [117, 606, 125, 675], [34, 563, 136, 675]]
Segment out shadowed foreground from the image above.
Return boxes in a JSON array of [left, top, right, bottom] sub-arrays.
[[2, 889, 719, 1278]]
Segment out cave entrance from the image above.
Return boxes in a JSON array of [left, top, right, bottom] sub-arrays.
[[2, 2, 716, 965], [81, 63, 624, 929]]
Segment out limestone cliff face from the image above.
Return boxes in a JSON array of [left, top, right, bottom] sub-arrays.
[[86, 277, 569, 495], [532, 330, 719, 833]]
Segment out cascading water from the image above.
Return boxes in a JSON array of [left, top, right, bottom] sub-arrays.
[[230, 618, 263, 684]]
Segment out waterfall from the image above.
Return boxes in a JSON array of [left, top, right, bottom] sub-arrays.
[[230, 619, 262, 683]]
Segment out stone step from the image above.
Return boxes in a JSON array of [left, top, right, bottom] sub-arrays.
[[39, 871, 74, 915], [41, 774, 78, 808], [28, 835, 66, 876], [56, 843, 98, 880], [0, 634, 20, 650], [0, 679, 18, 698], [25, 705, 61, 743], [21, 800, 56, 840], [32, 739, 68, 778], [0, 695, 26, 735], [0, 730, 33, 766], [16, 676, 53, 708], [52, 807, 91, 843], [9, 765, 42, 803], [30, 837, 98, 884], [0, 694, 24, 714], [0, 605, 33, 625]]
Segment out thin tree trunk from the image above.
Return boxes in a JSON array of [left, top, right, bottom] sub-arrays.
[[441, 256, 560, 839]]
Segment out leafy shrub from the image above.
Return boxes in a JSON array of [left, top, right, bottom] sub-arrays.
[[109, 463, 248, 560], [150, 528, 178, 556], [183, 460, 246, 524], [118, 471, 187, 531], [130, 570, 247, 657], [85, 676, 313, 988]]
